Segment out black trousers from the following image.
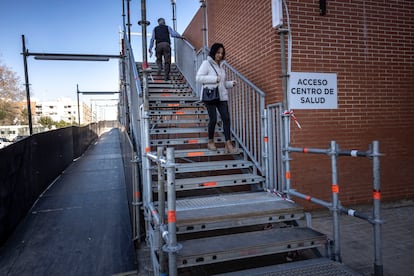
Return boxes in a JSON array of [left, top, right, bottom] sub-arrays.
[[205, 100, 231, 141], [155, 42, 171, 76]]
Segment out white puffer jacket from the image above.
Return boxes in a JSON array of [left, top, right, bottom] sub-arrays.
[[196, 56, 235, 101]]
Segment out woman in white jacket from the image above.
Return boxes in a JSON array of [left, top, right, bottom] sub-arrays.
[[196, 43, 237, 153]]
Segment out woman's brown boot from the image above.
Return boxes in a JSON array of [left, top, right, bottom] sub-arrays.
[[225, 140, 237, 154], [207, 139, 217, 151]]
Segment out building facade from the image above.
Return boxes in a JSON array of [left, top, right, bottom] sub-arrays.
[[183, 0, 414, 206]]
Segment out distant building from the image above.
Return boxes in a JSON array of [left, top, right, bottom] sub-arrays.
[[33, 98, 91, 125]]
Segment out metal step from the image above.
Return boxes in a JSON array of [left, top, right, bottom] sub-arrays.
[[150, 118, 208, 125], [176, 227, 327, 268], [171, 173, 264, 191], [214, 257, 361, 276], [148, 83, 188, 88], [150, 137, 224, 146], [174, 160, 253, 173], [150, 127, 222, 135], [149, 102, 202, 108], [172, 148, 241, 158], [149, 109, 208, 116], [149, 95, 198, 102], [175, 192, 304, 234], [147, 88, 192, 93]]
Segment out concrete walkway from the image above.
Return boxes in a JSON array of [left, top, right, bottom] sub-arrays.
[[310, 199, 414, 276], [0, 129, 137, 276]]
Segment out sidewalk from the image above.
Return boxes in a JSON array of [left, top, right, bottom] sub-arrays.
[[310, 199, 414, 276], [0, 129, 137, 276]]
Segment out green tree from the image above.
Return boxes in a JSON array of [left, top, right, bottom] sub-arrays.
[[0, 60, 25, 125], [38, 116, 55, 129], [55, 120, 71, 128]]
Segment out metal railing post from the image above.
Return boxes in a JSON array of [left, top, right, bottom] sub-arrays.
[[282, 111, 291, 195], [329, 141, 341, 262], [157, 147, 167, 275], [163, 147, 181, 276], [262, 108, 269, 190], [132, 153, 141, 243], [372, 141, 383, 276]]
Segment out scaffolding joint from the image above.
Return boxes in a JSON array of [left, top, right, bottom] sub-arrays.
[[162, 243, 182, 253]]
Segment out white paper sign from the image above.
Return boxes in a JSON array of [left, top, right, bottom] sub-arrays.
[[288, 72, 338, 109]]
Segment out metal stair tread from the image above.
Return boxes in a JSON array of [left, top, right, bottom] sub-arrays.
[[149, 110, 208, 116], [176, 227, 327, 268], [214, 257, 361, 276], [172, 148, 241, 157], [175, 173, 264, 185], [175, 192, 304, 226], [150, 137, 223, 146], [174, 159, 253, 173]]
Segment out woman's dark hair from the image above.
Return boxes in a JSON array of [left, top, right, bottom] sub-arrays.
[[209, 43, 226, 60]]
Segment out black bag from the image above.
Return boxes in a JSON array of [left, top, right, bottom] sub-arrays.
[[202, 86, 220, 102], [202, 62, 220, 103]]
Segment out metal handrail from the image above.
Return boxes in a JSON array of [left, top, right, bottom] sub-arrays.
[[223, 62, 267, 175], [175, 41, 268, 176]]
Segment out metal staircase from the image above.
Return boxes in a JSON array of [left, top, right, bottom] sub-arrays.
[[137, 62, 359, 275]]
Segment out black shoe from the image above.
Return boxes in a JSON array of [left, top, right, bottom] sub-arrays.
[[164, 76, 170, 81]]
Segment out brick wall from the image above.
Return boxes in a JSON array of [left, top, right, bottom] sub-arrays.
[[183, 0, 414, 207]]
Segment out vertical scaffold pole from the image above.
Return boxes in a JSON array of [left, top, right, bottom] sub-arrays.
[[330, 141, 341, 262], [372, 141, 383, 276], [132, 153, 141, 244], [282, 112, 291, 195], [164, 148, 180, 276], [157, 147, 167, 275]]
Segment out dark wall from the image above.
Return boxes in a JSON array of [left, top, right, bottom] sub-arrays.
[[0, 125, 99, 245]]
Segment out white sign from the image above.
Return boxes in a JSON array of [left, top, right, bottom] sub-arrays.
[[288, 72, 338, 109], [271, 0, 283, 28]]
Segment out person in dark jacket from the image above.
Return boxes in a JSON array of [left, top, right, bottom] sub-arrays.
[[149, 18, 183, 81]]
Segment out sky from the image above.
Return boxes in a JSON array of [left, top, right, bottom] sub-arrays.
[[0, 0, 200, 116]]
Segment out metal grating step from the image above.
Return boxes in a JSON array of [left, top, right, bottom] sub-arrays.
[[174, 160, 253, 173], [149, 109, 208, 116], [172, 148, 241, 158], [150, 127, 222, 135], [150, 137, 224, 146], [150, 118, 209, 125], [175, 192, 304, 233], [170, 173, 264, 191], [176, 227, 327, 268], [147, 88, 192, 93], [214, 257, 361, 276]]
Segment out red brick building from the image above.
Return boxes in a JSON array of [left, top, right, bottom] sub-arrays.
[[183, 0, 414, 207]]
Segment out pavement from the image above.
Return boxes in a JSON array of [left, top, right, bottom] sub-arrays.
[[310, 199, 414, 276], [0, 129, 137, 276]]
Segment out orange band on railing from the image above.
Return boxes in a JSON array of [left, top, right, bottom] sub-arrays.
[[305, 195, 311, 201], [332, 184, 339, 193], [176, 111, 185, 115], [145, 147, 151, 153], [285, 171, 291, 180], [264, 137, 269, 143], [134, 191, 140, 198], [161, 93, 171, 97], [373, 190, 381, 200], [187, 151, 204, 157], [303, 148, 309, 153], [168, 211, 176, 223], [155, 80, 163, 83], [202, 182, 217, 187], [168, 103, 180, 107], [187, 139, 199, 144]]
